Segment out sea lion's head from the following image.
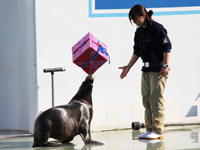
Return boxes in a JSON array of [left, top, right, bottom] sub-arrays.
[[75, 75, 94, 98]]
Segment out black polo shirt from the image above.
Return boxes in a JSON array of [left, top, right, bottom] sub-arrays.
[[133, 21, 172, 72]]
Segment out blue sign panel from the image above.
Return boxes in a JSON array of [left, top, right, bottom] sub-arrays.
[[95, 0, 200, 9], [89, 0, 200, 17]]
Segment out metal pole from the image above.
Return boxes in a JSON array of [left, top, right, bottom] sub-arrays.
[[51, 72, 54, 107], [43, 67, 66, 108]]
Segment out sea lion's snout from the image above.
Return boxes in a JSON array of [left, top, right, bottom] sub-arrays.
[[85, 75, 94, 83]]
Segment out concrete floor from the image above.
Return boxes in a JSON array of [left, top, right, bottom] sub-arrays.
[[0, 125, 200, 150]]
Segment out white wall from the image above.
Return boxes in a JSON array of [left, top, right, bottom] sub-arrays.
[[0, 0, 37, 132], [35, 0, 141, 110]]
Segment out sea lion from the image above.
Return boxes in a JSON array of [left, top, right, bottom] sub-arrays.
[[33, 76, 103, 147]]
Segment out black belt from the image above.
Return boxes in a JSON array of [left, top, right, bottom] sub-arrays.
[[143, 62, 163, 68]]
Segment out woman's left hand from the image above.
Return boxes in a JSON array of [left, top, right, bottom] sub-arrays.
[[159, 66, 169, 77]]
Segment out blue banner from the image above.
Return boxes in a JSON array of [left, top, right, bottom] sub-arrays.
[[95, 0, 200, 9]]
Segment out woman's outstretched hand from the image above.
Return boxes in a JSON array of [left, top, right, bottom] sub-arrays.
[[118, 66, 130, 79], [118, 54, 139, 79]]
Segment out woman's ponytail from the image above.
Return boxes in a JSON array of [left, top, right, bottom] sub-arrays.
[[147, 10, 153, 25], [147, 10, 153, 18]]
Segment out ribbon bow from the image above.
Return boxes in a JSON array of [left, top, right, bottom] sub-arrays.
[[96, 40, 110, 64]]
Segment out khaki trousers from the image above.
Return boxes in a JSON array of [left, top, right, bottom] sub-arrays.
[[141, 72, 168, 134]]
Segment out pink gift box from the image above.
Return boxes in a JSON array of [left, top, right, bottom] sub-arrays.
[[72, 32, 109, 74]]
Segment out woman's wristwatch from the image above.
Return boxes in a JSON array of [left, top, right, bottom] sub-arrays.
[[163, 64, 169, 68]]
